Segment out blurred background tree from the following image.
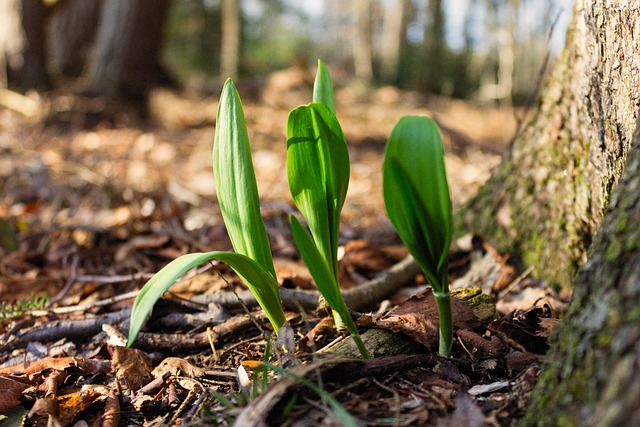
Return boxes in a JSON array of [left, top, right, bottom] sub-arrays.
[[1, 0, 573, 103]]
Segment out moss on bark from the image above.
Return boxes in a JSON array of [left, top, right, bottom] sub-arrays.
[[523, 124, 640, 425]]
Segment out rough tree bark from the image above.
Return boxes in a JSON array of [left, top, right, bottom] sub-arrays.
[[524, 120, 640, 425], [456, 0, 640, 423], [458, 0, 640, 288]]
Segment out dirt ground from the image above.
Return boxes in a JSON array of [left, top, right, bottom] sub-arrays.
[[0, 77, 566, 426]]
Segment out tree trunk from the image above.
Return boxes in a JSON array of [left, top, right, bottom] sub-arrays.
[[352, 0, 373, 82], [83, 0, 171, 100], [462, 0, 640, 422], [378, 0, 405, 84], [0, 0, 24, 87], [11, 0, 50, 89], [524, 112, 640, 426], [421, 0, 445, 92], [48, 0, 102, 77], [458, 0, 640, 288]]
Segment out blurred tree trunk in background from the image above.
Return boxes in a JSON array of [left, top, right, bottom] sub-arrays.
[[476, 0, 515, 105], [378, 0, 406, 83], [220, 0, 240, 79], [422, 0, 445, 92], [48, 0, 102, 77], [84, 0, 171, 100], [352, 0, 373, 82], [0, 0, 23, 87], [12, 0, 50, 89], [7, 0, 171, 102]]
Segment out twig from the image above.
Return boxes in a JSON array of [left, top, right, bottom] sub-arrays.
[[498, 264, 536, 298], [45, 263, 214, 314], [46, 291, 140, 316], [72, 272, 156, 284], [132, 314, 259, 352], [0, 309, 131, 352], [48, 254, 80, 306], [192, 255, 420, 312]]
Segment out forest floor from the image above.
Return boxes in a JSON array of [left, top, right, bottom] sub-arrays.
[[0, 72, 570, 426]]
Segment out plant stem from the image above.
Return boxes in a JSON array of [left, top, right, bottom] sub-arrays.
[[340, 307, 370, 358], [434, 290, 453, 356], [332, 309, 345, 330], [351, 333, 370, 359]]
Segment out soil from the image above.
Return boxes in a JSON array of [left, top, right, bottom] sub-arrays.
[[0, 76, 569, 426]]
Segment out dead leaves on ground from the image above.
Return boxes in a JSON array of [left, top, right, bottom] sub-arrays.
[[0, 233, 565, 425]]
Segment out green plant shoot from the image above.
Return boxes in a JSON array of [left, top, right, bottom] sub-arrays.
[[127, 80, 286, 347], [211, 79, 285, 330], [313, 59, 335, 113], [382, 116, 453, 356], [286, 101, 368, 358]]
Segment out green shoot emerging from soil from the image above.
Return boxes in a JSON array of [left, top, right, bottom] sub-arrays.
[[128, 64, 368, 359], [287, 60, 369, 358], [127, 79, 286, 347], [382, 116, 453, 356]]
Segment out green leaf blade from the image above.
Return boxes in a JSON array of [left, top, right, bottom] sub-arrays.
[[382, 115, 453, 356], [382, 116, 452, 291], [286, 103, 349, 274], [213, 79, 276, 279], [127, 251, 285, 347]]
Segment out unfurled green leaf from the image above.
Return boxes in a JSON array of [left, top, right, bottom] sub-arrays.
[[382, 116, 452, 291], [213, 79, 276, 280], [127, 251, 285, 347], [286, 103, 349, 276], [127, 79, 289, 348], [382, 115, 453, 356], [313, 59, 335, 113]]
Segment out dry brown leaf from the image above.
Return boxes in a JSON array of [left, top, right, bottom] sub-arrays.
[[152, 357, 206, 379], [102, 388, 121, 427], [27, 388, 104, 426], [111, 346, 153, 391], [0, 356, 75, 376], [338, 240, 399, 289], [436, 391, 486, 427], [0, 376, 28, 413], [360, 288, 481, 351]]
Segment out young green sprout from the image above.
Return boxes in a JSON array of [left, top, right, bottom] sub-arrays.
[[382, 116, 453, 356], [286, 60, 369, 358], [313, 59, 336, 112], [127, 80, 286, 347]]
